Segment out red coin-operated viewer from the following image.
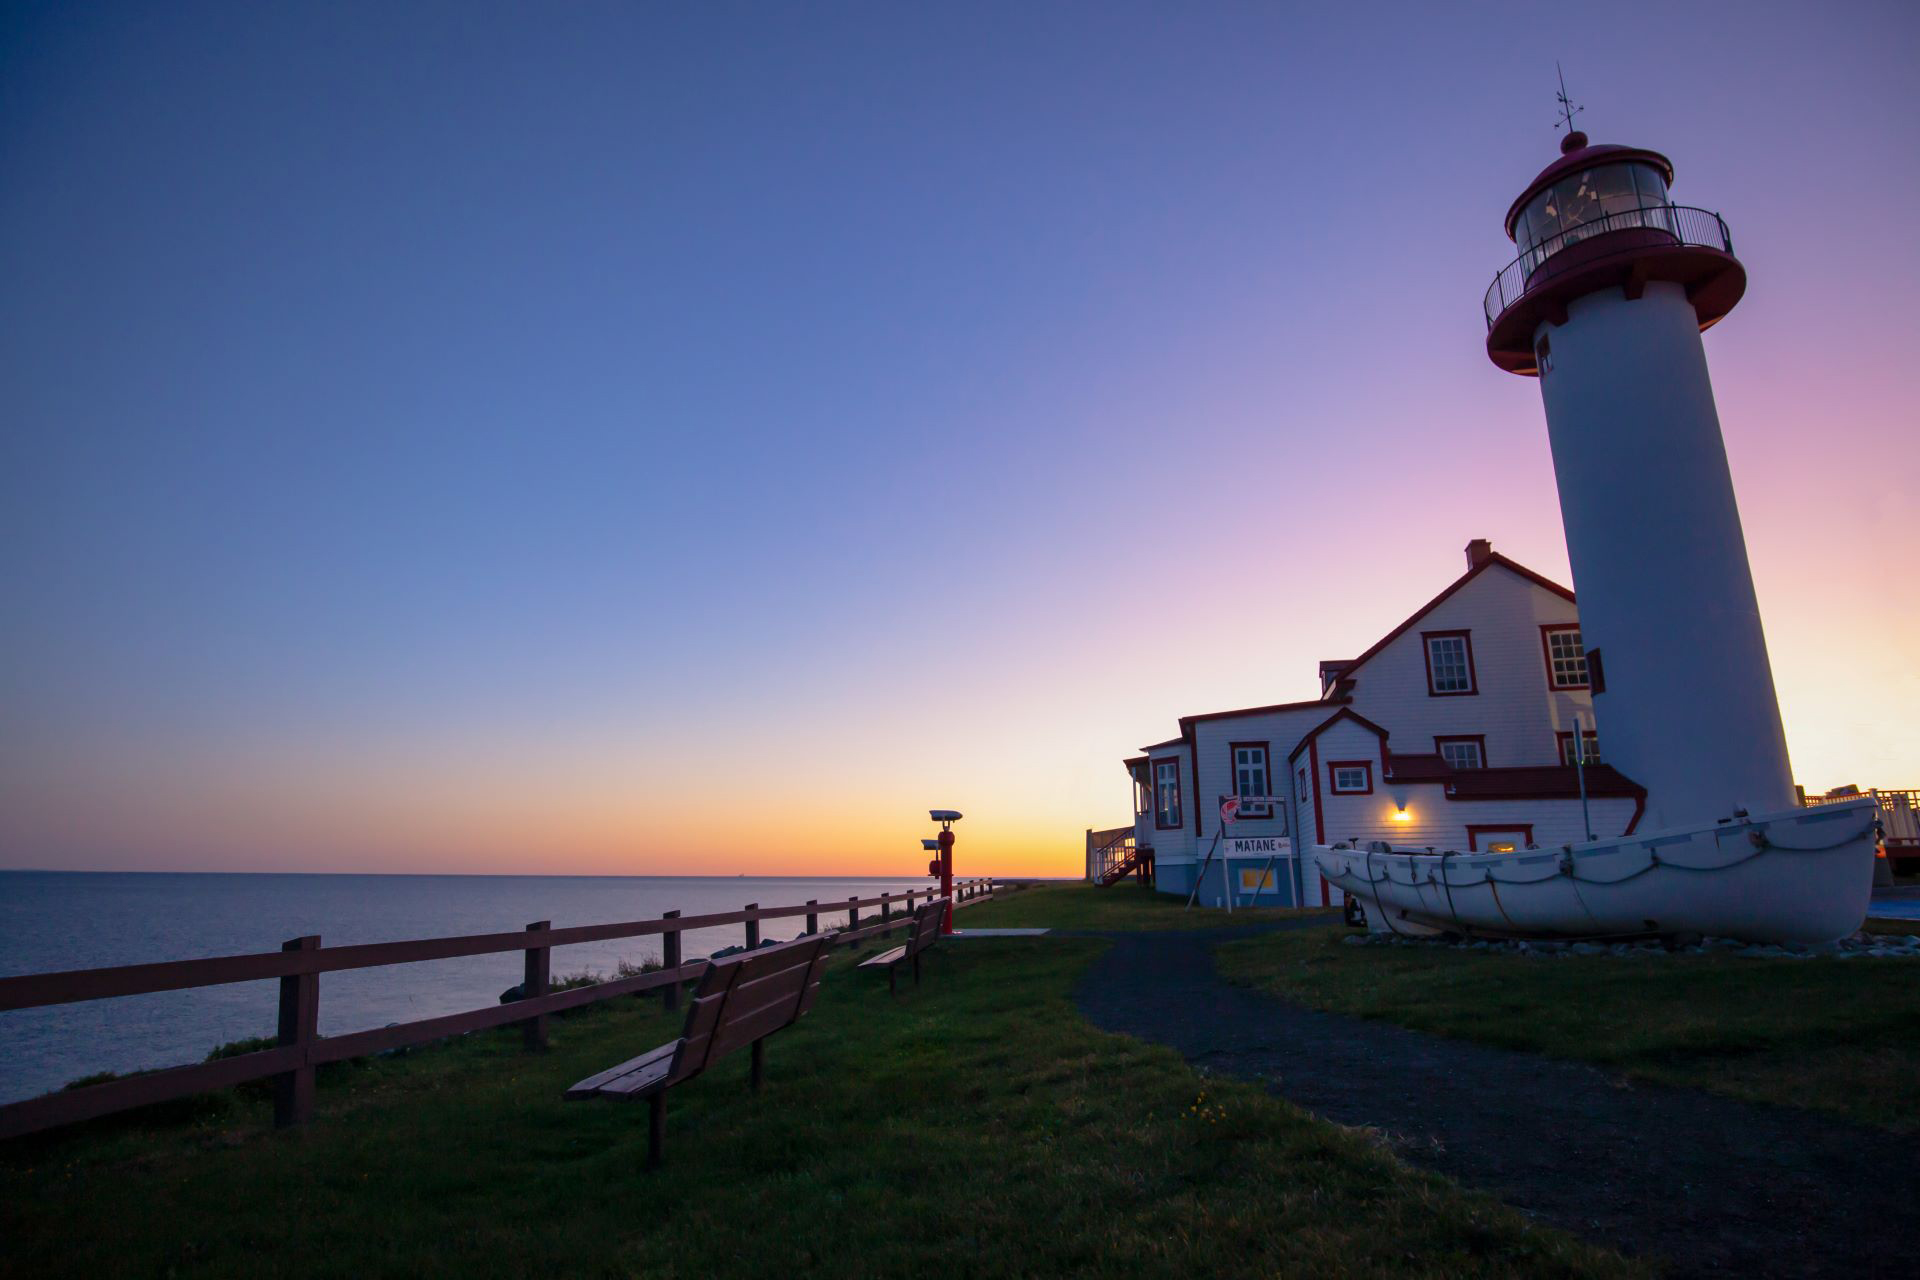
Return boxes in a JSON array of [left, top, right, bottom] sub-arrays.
[[926, 810, 961, 933]]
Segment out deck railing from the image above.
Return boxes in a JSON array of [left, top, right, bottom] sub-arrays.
[[1086, 826, 1135, 882], [1806, 789, 1919, 848], [0, 877, 1000, 1141], [1483, 204, 1733, 328]]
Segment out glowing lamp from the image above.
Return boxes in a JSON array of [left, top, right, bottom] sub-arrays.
[[1391, 808, 1412, 823]]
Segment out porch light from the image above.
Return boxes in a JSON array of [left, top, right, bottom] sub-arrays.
[[1392, 807, 1412, 823]]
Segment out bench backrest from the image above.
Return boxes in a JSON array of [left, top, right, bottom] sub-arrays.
[[667, 933, 830, 1087], [905, 898, 947, 958]]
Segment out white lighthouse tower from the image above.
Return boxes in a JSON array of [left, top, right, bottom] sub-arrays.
[[1484, 116, 1793, 830]]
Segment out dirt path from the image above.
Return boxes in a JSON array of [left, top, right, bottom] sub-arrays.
[[1071, 925, 1920, 1279]]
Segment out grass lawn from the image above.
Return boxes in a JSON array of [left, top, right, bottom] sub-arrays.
[[1, 937, 1635, 1278], [965, 879, 1334, 931], [1217, 924, 1920, 1134]]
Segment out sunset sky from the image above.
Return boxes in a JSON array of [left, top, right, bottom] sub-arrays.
[[2, 1, 1914, 877]]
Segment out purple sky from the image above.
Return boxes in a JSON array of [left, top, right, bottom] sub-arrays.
[[3, 2, 1915, 874]]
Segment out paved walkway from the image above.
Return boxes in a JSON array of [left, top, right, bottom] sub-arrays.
[[1072, 924, 1920, 1279]]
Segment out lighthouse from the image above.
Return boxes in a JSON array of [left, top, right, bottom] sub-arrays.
[[1484, 119, 1793, 831]]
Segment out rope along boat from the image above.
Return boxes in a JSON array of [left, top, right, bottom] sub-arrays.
[[1313, 797, 1880, 945]]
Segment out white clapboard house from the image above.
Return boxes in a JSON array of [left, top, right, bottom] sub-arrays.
[[1112, 539, 1645, 907]]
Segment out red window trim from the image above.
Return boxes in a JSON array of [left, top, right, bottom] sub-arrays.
[[1228, 741, 1273, 817], [1328, 760, 1374, 795], [1555, 729, 1601, 766], [1433, 734, 1488, 768], [1539, 623, 1589, 690], [1152, 757, 1184, 831], [1421, 629, 1478, 697], [1467, 823, 1535, 852]]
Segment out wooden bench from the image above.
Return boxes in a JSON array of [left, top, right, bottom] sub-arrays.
[[565, 932, 829, 1167], [856, 898, 946, 993]]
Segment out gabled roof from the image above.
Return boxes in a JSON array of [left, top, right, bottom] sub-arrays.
[[1320, 552, 1575, 695], [1139, 736, 1187, 753], [1179, 697, 1343, 732], [1287, 707, 1392, 762]]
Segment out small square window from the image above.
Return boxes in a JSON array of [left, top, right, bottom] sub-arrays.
[[1329, 761, 1373, 795], [1558, 731, 1602, 766]]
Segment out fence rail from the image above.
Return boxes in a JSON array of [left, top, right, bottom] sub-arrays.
[[0, 877, 1000, 1141]]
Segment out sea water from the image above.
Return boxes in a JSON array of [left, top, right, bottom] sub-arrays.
[[0, 871, 928, 1105]]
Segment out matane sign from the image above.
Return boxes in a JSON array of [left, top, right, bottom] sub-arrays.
[[1225, 837, 1290, 857]]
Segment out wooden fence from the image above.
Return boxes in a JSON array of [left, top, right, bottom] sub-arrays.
[[0, 877, 1001, 1141]]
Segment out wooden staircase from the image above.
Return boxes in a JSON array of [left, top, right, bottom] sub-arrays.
[[1088, 827, 1150, 886]]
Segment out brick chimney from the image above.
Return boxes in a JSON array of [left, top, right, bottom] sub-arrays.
[[1465, 538, 1493, 570]]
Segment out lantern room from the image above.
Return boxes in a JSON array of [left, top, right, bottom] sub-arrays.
[[1484, 130, 1746, 375]]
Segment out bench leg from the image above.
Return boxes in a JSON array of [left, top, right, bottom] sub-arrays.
[[647, 1093, 665, 1171], [751, 1038, 765, 1092], [914, 954, 922, 986]]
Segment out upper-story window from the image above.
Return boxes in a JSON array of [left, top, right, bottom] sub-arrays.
[[1329, 761, 1373, 795], [1153, 759, 1183, 830], [1542, 624, 1589, 690], [1296, 767, 1309, 804], [1558, 730, 1602, 766], [1423, 630, 1477, 696], [1435, 736, 1486, 770], [1131, 765, 1150, 817], [1231, 744, 1272, 818]]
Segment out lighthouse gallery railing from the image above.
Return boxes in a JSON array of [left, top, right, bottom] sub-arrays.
[[1483, 204, 1733, 329]]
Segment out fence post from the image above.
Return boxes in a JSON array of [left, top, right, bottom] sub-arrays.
[[881, 892, 892, 936], [662, 910, 682, 1013], [274, 935, 320, 1129], [745, 903, 760, 949], [522, 921, 550, 1051], [805, 899, 818, 935], [847, 895, 859, 930]]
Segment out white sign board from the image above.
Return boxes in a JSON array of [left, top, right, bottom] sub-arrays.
[[1225, 837, 1291, 857]]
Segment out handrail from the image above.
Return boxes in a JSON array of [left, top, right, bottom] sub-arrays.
[[0, 877, 1005, 1140], [1484, 204, 1733, 328]]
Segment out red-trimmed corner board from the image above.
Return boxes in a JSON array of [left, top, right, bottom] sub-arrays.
[[1421, 630, 1478, 696], [1467, 824, 1534, 852], [1540, 623, 1589, 690], [1328, 760, 1374, 795]]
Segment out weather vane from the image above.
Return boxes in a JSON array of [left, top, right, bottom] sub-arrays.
[[1554, 61, 1584, 134]]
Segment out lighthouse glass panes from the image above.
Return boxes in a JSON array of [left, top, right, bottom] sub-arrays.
[[1153, 760, 1183, 829], [1424, 632, 1476, 695], [1543, 625, 1589, 689], [1515, 162, 1672, 277], [1232, 745, 1271, 816]]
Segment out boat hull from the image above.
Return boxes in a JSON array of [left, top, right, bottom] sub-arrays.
[[1312, 799, 1880, 945]]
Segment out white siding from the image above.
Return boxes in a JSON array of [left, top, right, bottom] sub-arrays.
[[1141, 747, 1197, 865], [1187, 706, 1329, 848], [1342, 566, 1597, 768]]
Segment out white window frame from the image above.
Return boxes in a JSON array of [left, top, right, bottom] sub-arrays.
[[1232, 744, 1272, 817], [1424, 631, 1477, 696], [1544, 625, 1589, 690], [1437, 739, 1485, 770], [1153, 759, 1183, 829], [1329, 763, 1372, 795]]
